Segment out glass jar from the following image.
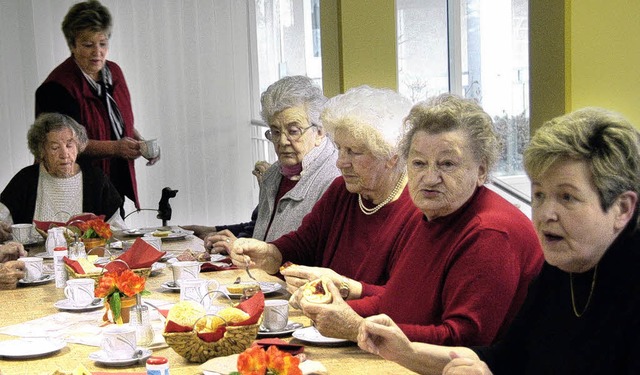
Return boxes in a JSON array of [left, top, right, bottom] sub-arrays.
[[130, 304, 154, 346]]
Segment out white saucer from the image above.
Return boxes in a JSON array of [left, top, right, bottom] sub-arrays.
[[54, 298, 104, 311], [32, 252, 54, 259], [18, 274, 54, 286], [89, 348, 152, 367], [258, 321, 303, 337], [0, 338, 66, 359], [291, 326, 350, 346], [160, 281, 180, 292]]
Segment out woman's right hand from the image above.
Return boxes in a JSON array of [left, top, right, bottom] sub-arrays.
[[229, 238, 281, 274], [115, 137, 142, 160], [0, 260, 25, 290], [357, 314, 413, 362]]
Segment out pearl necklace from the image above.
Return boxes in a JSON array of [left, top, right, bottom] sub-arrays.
[[358, 171, 406, 215], [570, 264, 598, 318]]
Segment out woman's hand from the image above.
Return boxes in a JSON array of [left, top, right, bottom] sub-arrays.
[[204, 229, 237, 254], [357, 314, 413, 362], [115, 137, 142, 160], [0, 222, 12, 242], [0, 242, 27, 263], [281, 265, 342, 294], [229, 238, 282, 274], [295, 281, 363, 341], [0, 260, 25, 290], [442, 352, 493, 375]]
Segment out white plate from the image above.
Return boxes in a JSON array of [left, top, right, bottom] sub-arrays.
[[0, 338, 66, 359], [89, 348, 152, 367], [122, 228, 156, 237], [222, 281, 282, 298], [258, 321, 303, 337], [32, 251, 53, 259], [291, 326, 349, 345], [144, 229, 194, 241], [54, 298, 104, 311], [160, 281, 180, 292], [150, 262, 166, 276], [18, 274, 54, 286]]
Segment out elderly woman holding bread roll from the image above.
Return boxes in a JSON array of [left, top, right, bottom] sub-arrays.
[[289, 94, 543, 346], [356, 107, 640, 374], [185, 75, 340, 252], [230, 86, 418, 300]]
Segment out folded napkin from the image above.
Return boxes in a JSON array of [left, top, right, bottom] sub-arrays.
[[33, 213, 105, 233], [253, 338, 304, 356], [104, 238, 166, 273], [200, 257, 238, 272]]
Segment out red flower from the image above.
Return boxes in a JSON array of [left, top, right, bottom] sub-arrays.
[[76, 218, 112, 239], [266, 346, 302, 375], [95, 270, 148, 324], [95, 272, 118, 298], [115, 270, 146, 297], [237, 346, 268, 375]]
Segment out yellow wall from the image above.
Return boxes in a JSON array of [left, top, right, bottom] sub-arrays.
[[320, 0, 398, 97], [568, 0, 640, 126]]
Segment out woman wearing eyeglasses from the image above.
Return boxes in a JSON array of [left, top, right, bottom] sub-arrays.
[[230, 86, 417, 301], [185, 75, 340, 250]]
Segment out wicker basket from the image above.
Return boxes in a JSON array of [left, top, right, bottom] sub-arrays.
[[65, 264, 151, 282], [163, 323, 260, 363]]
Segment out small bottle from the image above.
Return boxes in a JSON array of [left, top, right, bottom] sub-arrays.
[[130, 294, 154, 346], [146, 356, 169, 375], [68, 234, 87, 260], [49, 227, 68, 288]]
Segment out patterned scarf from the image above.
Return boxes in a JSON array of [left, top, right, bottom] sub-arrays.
[[81, 63, 125, 139]]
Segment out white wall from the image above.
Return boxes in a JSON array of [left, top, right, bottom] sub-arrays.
[[0, 0, 259, 229]]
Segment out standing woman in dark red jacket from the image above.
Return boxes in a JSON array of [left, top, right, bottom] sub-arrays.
[[35, 0, 159, 212]]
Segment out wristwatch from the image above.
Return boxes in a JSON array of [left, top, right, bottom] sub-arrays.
[[339, 277, 350, 299]]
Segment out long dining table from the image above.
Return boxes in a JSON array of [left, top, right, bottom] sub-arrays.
[[0, 230, 416, 374]]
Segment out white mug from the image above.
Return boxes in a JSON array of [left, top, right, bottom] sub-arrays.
[[140, 138, 160, 159], [11, 223, 33, 244], [101, 324, 137, 360], [179, 278, 221, 310], [21, 257, 43, 282], [263, 299, 289, 331], [64, 278, 95, 307], [171, 261, 200, 286]]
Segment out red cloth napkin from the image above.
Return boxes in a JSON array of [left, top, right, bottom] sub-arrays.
[[200, 257, 238, 272], [252, 338, 305, 356], [104, 238, 165, 273], [33, 213, 105, 232], [62, 256, 91, 274]]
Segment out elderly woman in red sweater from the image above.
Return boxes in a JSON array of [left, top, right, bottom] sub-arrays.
[[230, 86, 416, 300], [291, 94, 544, 346]]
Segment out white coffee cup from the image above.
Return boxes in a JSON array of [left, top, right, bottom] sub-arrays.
[[142, 236, 162, 251], [64, 278, 95, 307], [21, 257, 43, 282], [140, 138, 160, 159], [171, 261, 200, 286], [101, 324, 137, 360], [263, 299, 289, 331], [11, 223, 33, 244], [179, 278, 221, 310]]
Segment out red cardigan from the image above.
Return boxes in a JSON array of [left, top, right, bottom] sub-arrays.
[[271, 177, 419, 296], [35, 56, 139, 208], [349, 186, 544, 346]]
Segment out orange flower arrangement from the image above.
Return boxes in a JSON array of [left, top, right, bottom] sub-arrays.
[[233, 346, 302, 375], [76, 218, 112, 240], [95, 269, 149, 323]]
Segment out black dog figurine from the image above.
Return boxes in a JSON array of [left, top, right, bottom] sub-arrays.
[[157, 187, 178, 226]]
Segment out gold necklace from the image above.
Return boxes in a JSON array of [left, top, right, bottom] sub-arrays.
[[358, 171, 406, 215], [569, 264, 598, 318]]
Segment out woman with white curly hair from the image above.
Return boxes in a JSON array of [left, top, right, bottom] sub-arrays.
[[230, 86, 416, 301]]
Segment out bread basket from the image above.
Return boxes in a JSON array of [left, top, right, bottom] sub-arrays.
[[163, 320, 260, 362]]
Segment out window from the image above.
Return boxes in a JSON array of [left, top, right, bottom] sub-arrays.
[[397, 0, 529, 176], [251, 0, 322, 166]]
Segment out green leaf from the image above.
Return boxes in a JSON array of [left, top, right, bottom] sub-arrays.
[[110, 293, 122, 321]]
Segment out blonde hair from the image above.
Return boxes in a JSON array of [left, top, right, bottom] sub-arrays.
[[524, 108, 640, 225]]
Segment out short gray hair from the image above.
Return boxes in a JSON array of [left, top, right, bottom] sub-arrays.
[[260, 76, 327, 129], [400, 93, 499, 174], [62, 0, 112, 49], [321, 85, 412, 163], [28, 113, 88, 162]]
